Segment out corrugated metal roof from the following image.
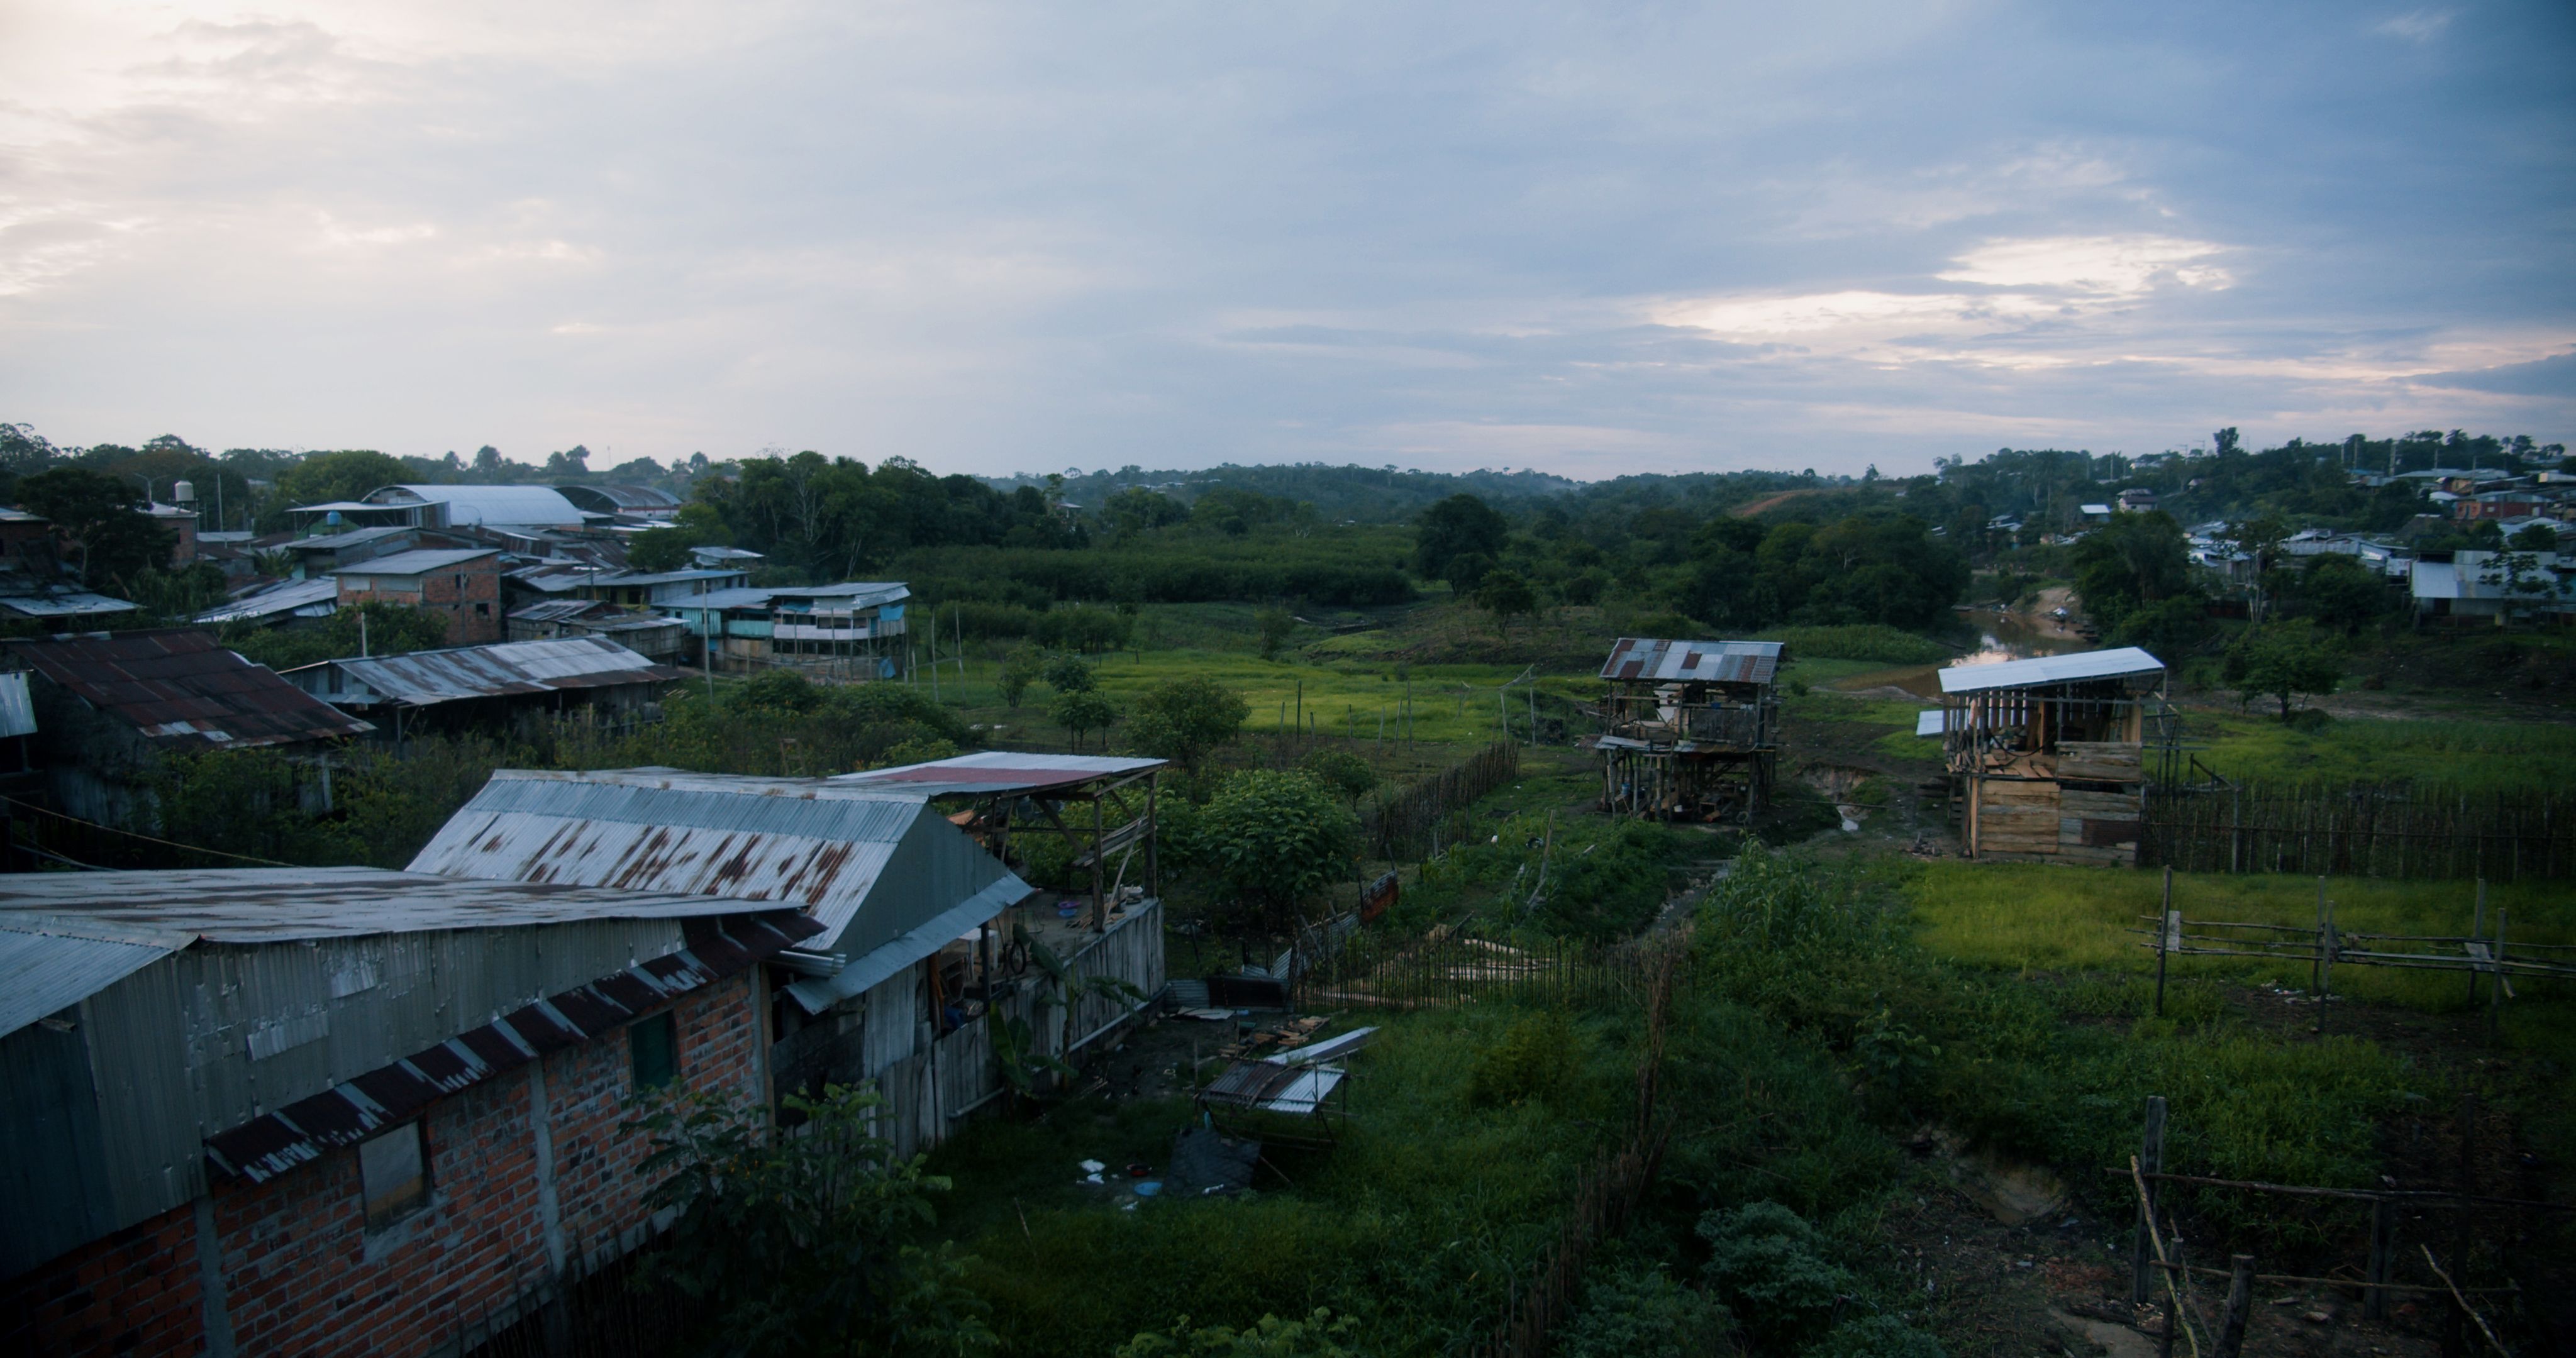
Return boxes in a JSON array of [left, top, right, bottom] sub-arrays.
[[408, 768, 1028, 964], [332, 547, 501, 577], [1598, 637, 1784, 685], [0, 592, 139, 619], [509, 599, 615, 623], [283, 525, 410, 551], [777, 582, 910, 603], [555, 483, 680, 511], [833, 750, 1167, 797], [194, 576, 339, 624], [0, 866, 795, 940], [657, 587, 779, 610], [299, 636, 680, 706], [0, 913, 192, 1037], [203, 911, 818, 1183], [1914, 709, 1948, 737], [597, 568, 748, 588], [2, 628, 374, 747], [1938, 646, 2166, 694], [0, 670, 32, 738], [372, 484, 587, 525]]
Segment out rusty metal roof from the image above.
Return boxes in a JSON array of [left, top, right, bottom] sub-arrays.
[[0, 866, 797, 940], [1599, 637, 1783, 685], [291, 636, 682, 707], [833, 751, 1167, 798], [194, 576, 338, 624], [408, 768, 1029, 962], [0, 591, 140, 619], [203, 911, 818, 1183], [1, 628, 374, 748]]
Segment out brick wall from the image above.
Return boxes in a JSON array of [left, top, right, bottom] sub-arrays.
[[2, 971, 765, 1358], [339, 558, 504, 645]]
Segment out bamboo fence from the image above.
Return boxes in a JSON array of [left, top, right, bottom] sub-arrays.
[[2143, 784, 2573, 881], [1358, 741, 1522, 863]]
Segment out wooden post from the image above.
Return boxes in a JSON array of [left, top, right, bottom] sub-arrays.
[[2158, 1228, 2183, 1358], [2468, 878, 2486, 1007], [2317, 895, 2336, 1038], [2489, 909, 2506, 1041], [2217, 1254, 2255, 1358], [2448, 1093, 2476, 1357], [2155, 866, 2174, 1018], [1145, 770, 1160, 900], [2365, 1197, 2392, 1321], [2132, 1095, 2167, 1303]]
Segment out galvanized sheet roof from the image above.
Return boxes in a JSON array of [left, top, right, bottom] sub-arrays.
[[1938, 646, 2165, 694], [304, 636, 680, 706], [409, 768, 1028, 959], [0, 913, 192, 1037], [195, 576, 339, 624], [2, 628, 373, 747], [0, 669, 32, 738], [203, 912, 818, 1183], [0, 592, 139, 619], [833, 750, 1167, 797], [1599, 636, 1784, 685], [370, 484, 587, 525], [0, 866, 790, 939], [332, 547, 501, 577], [782, 875, 1030, 1012]]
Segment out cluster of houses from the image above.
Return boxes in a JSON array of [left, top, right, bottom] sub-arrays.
[[0, 480, 914, 672], [1, 753, 1170, 1357]]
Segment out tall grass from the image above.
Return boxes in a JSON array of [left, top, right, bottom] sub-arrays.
[[2191, 709, 2576, 796]]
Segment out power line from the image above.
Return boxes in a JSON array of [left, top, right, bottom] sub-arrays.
[[0, 795, 295, 867]]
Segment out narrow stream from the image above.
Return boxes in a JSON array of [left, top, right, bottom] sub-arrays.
[[1874, 610, 2097, 698]]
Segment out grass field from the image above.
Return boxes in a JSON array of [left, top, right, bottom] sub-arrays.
[[2186, 707, 2576, 793], [1906, 863, 2576, 1031]]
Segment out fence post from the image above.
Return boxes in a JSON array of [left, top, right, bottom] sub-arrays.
[[2216, 1254, 2255, 1358], [2448, 1093, 2477, 1357], [2468, 878, 2486, 1007], [2132, 1095, 2167, 1304], [2488, 909, 2506, 1042], [2365, 1196, 2392, 1321], [2154, 866, 2174, 1018]]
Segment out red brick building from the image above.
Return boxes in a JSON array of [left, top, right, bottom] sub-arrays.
[[0, 868, 816, 1357], [335, 547, 506, 644]]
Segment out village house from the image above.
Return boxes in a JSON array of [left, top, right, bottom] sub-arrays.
[[0, 867, 818, 1358], [505, 599, 693, 664], [1593, 637, 1782, 823], [281, 637, 684, 740], [0, 629, 371, 827], [652, 581, 911, 676], [411, 755, 1168, 1156], [1926, 647, 2170, 866], [2409, 549, 2576, 626], [335, 548, 506, 644], [2115, 488, 2158, 513]]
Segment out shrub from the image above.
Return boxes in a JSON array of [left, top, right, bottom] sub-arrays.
[[1294, 748, 1376, 802], [1466, 1011, 1575, 1108], [1555, 1262, 1730, 1358], [1194, 770, 1358, 930], [1125, 678, 1250, 777], [1695, 1201, 1852, 1349], [1811, 1315, 1947, 1358]]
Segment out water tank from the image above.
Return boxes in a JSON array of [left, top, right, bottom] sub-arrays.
[[173, 480, 196, 504]]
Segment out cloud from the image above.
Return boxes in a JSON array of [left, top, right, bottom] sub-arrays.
[[2404, 350, 2576, 398], [2370, 10, 2455, 43]]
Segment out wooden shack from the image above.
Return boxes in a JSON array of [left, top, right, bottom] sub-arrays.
[[1595, 636, 1782, 822], [1931, 647, 2167, 865]]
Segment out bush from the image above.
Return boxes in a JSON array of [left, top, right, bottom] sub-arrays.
[[1555, 1262, 1730, 1358], [1696, 1201, 1853, 1349], [1030, 605, 1132, 654], [1466, 1011, 1576, 1108], [1811, 1315, 1947, 1358], [1192, 770, 1358, 930], [1294, 748, 1376, 802]]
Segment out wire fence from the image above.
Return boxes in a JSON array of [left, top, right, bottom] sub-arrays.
[[2143, 784, 2575, 881], [1358, 741, 1521, 863], [1294, 925, 1682, 1013]]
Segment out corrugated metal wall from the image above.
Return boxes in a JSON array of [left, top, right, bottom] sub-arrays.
[[37, 919, 686, 1253]]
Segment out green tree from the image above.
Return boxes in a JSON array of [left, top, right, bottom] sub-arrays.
[[2507, 522, 2559, 553], [222, 602, 454, 670], [1413, 493, 1507, 581], [1441, 551, 1495, 594], [1254, 606, 1294, 660], [261, 450, 409, 531], [2228, 621, 2342, 720], [2295, 555, 2391, 634], [1474, 569, 1537, 636], [621, 1083, 995, 1357], [1194, 770, 1357, 931], [16, 466, 174, 588], [1050, 690, 1119, 752], [1041, 651, 1096, 693], [1116, 1310, 1357, 1358], [1293, 748, 1375, 801], [998, 644, 1045, 709], [1124, 677, 1249, 778], [2070, 511, 2193, 630]]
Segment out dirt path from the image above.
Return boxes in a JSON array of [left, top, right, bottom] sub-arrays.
[[1729, 489, 1819, 517]]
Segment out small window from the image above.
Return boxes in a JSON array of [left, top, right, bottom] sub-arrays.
[[474, 602, 491, 616], [359, 1122, 428, 1231], [631, 1012, 679, 1090]]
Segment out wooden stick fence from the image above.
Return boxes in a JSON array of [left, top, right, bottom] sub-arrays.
[[2135, 871, 2575, 1032], [1294, 927, 1682, 1013], [1360, 741, 1521, 863], [1474, 942, 1680, 1358], [2121, 1093, 2555, 1345], [2144, 784, 2574, 881]]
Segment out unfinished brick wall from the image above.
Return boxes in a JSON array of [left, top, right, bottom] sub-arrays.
[[1, 971, 765, 1358], [338, 557, 504, 645]]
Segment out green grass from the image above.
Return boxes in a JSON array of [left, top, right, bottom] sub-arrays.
[[2188, 707, 2576, 794], [1907, 862, 2575, 1022], [1754, 624, 1953, 666]]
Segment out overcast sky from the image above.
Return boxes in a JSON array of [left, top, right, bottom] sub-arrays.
[[2, 1, 2570, 478]]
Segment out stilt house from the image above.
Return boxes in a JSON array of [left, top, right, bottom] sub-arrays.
[[1595, 636, 1781, 822]]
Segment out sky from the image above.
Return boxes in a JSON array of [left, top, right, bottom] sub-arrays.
[[1, 1, 2571, 480]]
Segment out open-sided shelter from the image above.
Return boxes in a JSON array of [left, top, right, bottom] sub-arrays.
[[1930, 646, 2172, 865], [1593, 636, 1782, 822]]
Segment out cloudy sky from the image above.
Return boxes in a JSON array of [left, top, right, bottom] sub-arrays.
[[1, 1, 2570, 478]]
